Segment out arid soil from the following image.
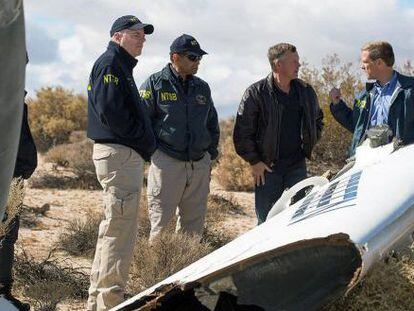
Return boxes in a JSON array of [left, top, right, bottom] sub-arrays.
[[15, 155, 257, 310]]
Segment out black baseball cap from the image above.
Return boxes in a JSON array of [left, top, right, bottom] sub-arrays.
[[170, 34, 207, 56], [110, 15, 154, 37]]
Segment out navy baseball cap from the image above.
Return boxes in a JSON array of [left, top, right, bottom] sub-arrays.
[[170, 34, 207, 56], [110, 15, 154, 37]]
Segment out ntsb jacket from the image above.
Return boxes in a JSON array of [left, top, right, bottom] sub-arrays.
[[87, 41, 156, 161], [139, 64, 220, 161]]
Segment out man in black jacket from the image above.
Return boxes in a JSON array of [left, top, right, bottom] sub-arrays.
[[139, 34, 220, 239], [86, 15, 155, 311], [234, 43, 323, 224], [0, 101, 37, 311]]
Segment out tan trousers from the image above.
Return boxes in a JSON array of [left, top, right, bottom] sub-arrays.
[[87, 144, 143, 311], [147, 149, 211, 240]]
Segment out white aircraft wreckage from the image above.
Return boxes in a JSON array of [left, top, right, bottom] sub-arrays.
[[113, 137, 414, 311]]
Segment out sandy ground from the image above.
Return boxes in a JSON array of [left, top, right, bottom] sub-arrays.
[[14, 156, 257, 310]]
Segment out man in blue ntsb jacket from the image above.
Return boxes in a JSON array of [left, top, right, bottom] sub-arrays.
[[139, 34, 220, 240], [330, 41, 414, 155], [86, 15, 155, 311]]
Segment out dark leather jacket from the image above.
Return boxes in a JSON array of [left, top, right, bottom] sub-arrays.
[[233, 74, 323, 166]]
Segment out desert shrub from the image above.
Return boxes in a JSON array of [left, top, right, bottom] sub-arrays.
[[325, 246, 414, 311], [137, 192, 152, 239], [301, 54, 363, 175], [128, 231, 213, 293], [55, 192, 149, 258], [34, 139, 100, 189], [56, 211, 103, 257], [308, 105, 352, 175], [206, 194, 246, 222], [0, 179, 24, 238], [202, 194, 245, 248], [45, 138, 94, 172], [13, 251, 89, 310], [215, 135, 253, 191], [29, 174, 84, 189], [219, 117, 235, 147], [44, 144, 72, 167], [69, 130, 87, 143], [127, 193, 243, 292], [29, 172, 100, 190], [19, 203, 50, 228], [27, 86, 87, 152]]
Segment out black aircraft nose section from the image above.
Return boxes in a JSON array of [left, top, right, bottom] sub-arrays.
[[229, 242, 361, 310]]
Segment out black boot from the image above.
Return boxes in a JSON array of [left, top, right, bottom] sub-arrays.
[[0, 285, 30, 311]]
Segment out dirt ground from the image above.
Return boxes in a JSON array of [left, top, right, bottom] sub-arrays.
[[13, 155, 414, 311], [14, 156, 257, 310]]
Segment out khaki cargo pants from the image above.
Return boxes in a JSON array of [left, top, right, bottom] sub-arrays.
[[87, 144, 143, 311], [147, 149, 211, 240]]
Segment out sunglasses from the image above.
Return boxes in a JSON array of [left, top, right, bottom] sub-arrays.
[[184, 54, 202, 62]]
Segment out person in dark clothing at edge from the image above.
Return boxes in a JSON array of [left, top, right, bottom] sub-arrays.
[[0, 93, 38, 311], [139, 34, 220, 240], [329, 41, 414, 155], [233, 43, 323, 224], [86, 15, 156, 311]]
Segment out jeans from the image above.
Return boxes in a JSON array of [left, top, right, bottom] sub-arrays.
[[255, 163, 307, 224]]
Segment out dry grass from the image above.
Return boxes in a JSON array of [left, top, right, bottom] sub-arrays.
[[308, 105, 351, 176], [44, 139, 94, 173], [54, 192, 150, 259], [206, 194, 246, 220], [325, 246, 414, 311], [69, 130, 87, 143], [127, 193, 244, 294], [0, 179, 24, 238], [30, 139, 100, 190], [13, 250, 89, 310], [214, 135, 254, 191], [19, 203, 50, 228], [29, 173, 99, 190], [56, 210, 103, 258], [128, 231, 213, 293], [203, 194, 246, 247]]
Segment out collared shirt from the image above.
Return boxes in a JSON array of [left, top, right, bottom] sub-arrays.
[[369, 71, 398, 127]]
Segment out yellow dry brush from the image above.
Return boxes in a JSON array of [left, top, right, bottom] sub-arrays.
[[0, 178, 24, 239]]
